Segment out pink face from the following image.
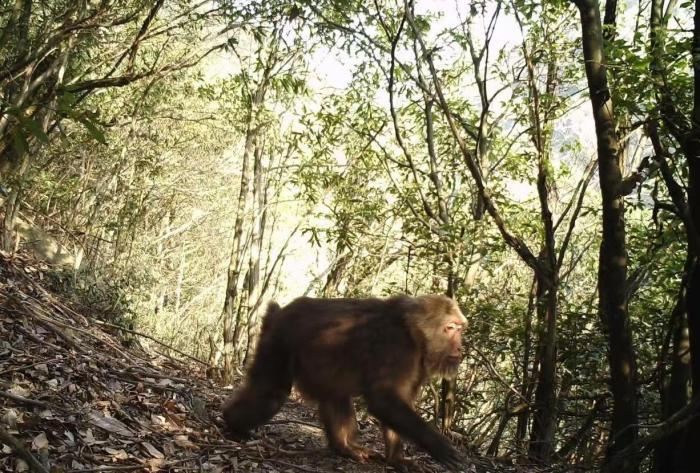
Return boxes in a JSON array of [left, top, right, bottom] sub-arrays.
[[443, 318, 465, 361]]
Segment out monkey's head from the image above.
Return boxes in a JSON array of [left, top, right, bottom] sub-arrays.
[[414, 295, 467, 379]]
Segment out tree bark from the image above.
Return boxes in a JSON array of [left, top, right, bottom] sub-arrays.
[[528, 271, 558, 460], [524, 35, 559, 462], [681, 0, 700, 466], [647, 1, 700, 468], [655, 297, 691, 472], [244, 142, 265, 363], [222, 123, 256, 383], [516, 277, 537, 448], [574, 1, 639, 469]]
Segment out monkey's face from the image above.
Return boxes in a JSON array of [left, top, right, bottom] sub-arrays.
[[419, 296, 467, 379], [443, 320, 464, 362], [440, 307, 466, 372]]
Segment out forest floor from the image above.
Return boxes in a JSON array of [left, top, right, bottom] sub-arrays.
[[0, 252, 553, 473]]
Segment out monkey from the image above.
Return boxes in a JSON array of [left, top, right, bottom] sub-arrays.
[[221, 294, 466, 471]]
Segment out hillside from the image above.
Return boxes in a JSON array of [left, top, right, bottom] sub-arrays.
[[0, 252, 542, 473]]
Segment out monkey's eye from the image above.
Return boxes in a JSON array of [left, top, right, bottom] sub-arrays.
[[445, 322, 460, 333]]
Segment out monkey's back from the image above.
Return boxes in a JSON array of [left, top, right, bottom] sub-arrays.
[[265, 296, 424, 400]]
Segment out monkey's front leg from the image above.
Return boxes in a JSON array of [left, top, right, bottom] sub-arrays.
[[319, 398, 372, 462], [383, 426, 429, 472], [366, 390, 464, 471]]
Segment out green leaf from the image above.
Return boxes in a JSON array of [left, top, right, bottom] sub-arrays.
[[77, 116, 107, 145], [12, 131, 28, 155], [20, 117, 49, 144], [57, 92, 77, 113]]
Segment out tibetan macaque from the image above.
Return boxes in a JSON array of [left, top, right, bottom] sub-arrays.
[[221, 295, 466, 470]]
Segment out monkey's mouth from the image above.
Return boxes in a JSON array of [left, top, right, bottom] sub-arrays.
[[446, 355, 462, 363]]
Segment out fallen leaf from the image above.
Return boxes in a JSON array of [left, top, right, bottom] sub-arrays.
[[105, 447, 129, 460], [80, 429, 96, 445], [15, 458, 29, 472], [88, 411, 133, 437], [150, 414, 166, 426], [142, 441, 165, 459], [173, 434, 196, 449], [146, 458, 165, 471], [31, 432, 48, 450], [8, 386, 30, 397], [3, 409, 18, 428]]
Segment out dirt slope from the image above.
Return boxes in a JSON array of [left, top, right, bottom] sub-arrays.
[[0, 252, 537, 473]]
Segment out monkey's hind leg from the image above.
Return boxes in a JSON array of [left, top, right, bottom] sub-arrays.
[[383, 425, 404, 462], [319, 398, 371, 462], [222, 335, 292, 438], [222, 382, 290, 438]]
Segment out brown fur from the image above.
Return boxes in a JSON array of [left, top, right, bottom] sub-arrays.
[[221, 294, 466, 470]]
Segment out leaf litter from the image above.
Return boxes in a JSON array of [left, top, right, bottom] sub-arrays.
[[0, 251, 549, 473]]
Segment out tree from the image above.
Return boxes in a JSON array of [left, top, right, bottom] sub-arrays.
[[573, 0, 639, 469], [0, 0, 225, 250], [219, 16, 310, 381]]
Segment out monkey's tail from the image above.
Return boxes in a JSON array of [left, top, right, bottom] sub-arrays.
[[222, 301, 292, 437], [260, 301, 282, 333]]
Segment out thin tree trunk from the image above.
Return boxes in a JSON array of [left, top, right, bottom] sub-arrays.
[[647, 1, 700, 468], [516, 277, 537, 448], [655, 304, 690, 472], [244, 143, 264, 363], [520, 24, 559, 461], [2, 186, 22, 252], [222, 126, 256, 383], [322, 249, 352, 297], [556, 397, 604, 461], [487, 408, 511, 457], [440, 261, 457, 434], [574, 1, 639, 469], [174, 247, 186, 313]]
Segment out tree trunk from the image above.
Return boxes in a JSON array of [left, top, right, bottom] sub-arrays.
[[528, 271, 558, 461], [487, 406, 511, 457], [556, 397, 604, 462], [648, 1, 700, 468], [574, 1, 639, 469], [222, 126, 256, 383], [440, 262, 457, 434], [655, 306, 691, 472], [322, 250, 352, 297], [1, 185, 21, 252], [523, 30, 559, 462], [682, 0, 700, 464], [516, 277, 537, 449], [174, 247, 186, 313], [244, 143, 265, 363]]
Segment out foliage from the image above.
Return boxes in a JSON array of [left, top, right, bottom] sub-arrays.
[[1, 0, 698, 469]]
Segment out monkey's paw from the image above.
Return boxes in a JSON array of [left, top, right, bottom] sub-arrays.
[[334, 444, 373, 463]]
